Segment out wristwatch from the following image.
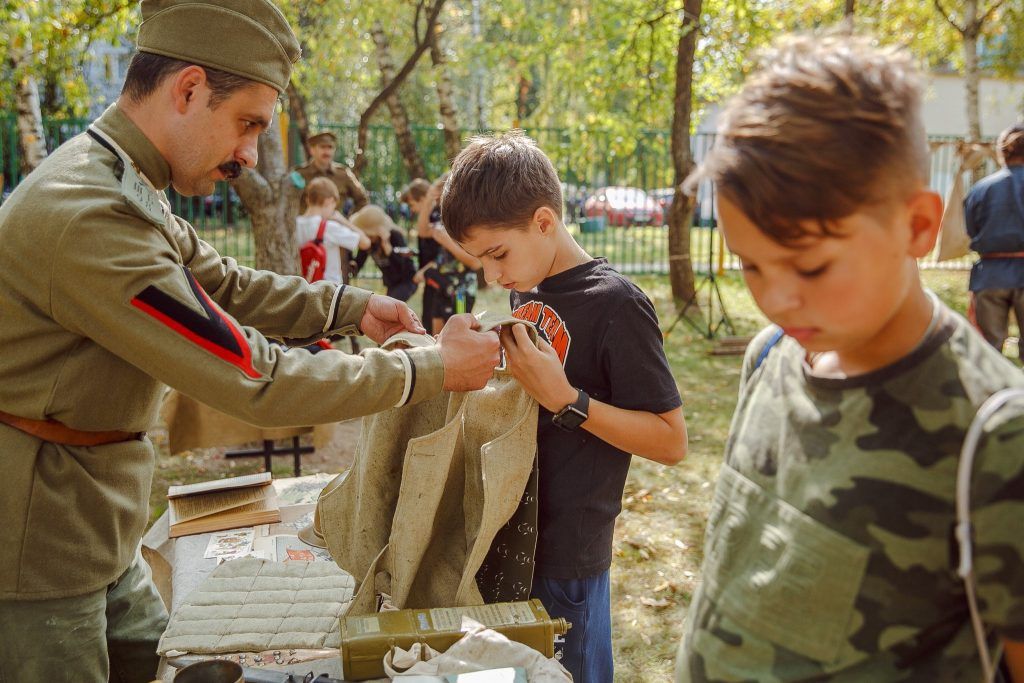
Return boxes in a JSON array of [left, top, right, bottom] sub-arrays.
[[552, 389, 590, 431]]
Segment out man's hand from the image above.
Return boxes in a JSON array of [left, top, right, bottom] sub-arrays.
[[500, 323, 577, 412], [436, 314, 501, 391], [359, 294, 425, 343]]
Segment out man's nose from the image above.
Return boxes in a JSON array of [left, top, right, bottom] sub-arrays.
[[237, 138, 258, 169]]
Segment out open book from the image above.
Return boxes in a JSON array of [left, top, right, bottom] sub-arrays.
[[168, 471, 281, 538]]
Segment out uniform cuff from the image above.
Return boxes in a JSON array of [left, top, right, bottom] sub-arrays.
[[324, 285, 373, 337], [398, 345, 445, 405]]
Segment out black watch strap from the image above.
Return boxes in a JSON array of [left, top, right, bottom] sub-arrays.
[[552, 389, 589, 431]]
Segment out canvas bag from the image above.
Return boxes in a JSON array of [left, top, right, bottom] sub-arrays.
[[317, 313, 540, 615], [300, 218, 329, 282], [937, 143, 998, 262]]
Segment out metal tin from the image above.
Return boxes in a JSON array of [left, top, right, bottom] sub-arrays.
[[339, 599, 570, 681]]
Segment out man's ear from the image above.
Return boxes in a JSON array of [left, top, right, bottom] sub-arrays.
[[169, 65, 208, 114], [906, 189, 943, 258]]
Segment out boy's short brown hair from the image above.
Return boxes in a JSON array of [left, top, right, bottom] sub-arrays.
[[689, 34, 929, 245], [998, 123, 1024, 166], [440, 131, 563, 241], [401, 178, 432, 203], [303, 177, 340, 206]]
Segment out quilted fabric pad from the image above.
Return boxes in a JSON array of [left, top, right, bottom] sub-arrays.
[[158, 557, 354, 654]]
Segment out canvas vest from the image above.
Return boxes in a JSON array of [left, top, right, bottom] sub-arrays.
[[318, 314, 541, 615]]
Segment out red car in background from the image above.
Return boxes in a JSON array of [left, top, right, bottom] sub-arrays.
[[583, 186, 663, 227]]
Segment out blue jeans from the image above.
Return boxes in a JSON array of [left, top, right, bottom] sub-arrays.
[[531, 570, 613, 683]]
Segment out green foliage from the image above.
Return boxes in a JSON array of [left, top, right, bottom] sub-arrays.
[[6, 1, 1024, 151], [1, 1, 137, 117]]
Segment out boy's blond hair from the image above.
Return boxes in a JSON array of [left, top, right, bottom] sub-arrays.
[[689, 34, 929, 244], [303, 177, 340, 207], [350, 204, 399, 242], [440, 131, 563, 241]]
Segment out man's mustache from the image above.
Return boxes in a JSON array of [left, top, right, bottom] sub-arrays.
[[219, 161, 242, 180]]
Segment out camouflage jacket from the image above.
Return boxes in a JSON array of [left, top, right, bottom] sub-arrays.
[[678, 308, 1024, 682]]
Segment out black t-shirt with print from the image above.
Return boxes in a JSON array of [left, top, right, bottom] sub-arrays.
[[510, 258, 682, 578]]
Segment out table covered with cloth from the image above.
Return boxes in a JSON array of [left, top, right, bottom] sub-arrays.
[[143, 474, 351, 681]]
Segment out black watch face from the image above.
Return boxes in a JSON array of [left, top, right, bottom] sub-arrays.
[[554, 406, 587, 431]]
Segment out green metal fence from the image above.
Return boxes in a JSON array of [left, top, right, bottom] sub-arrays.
[[3, 114, 986, 272]]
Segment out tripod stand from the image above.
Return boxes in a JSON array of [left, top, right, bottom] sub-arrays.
[[663, 225, 735, 340]]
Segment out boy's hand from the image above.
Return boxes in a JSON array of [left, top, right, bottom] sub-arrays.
[[359, 294, 425, 342], [500, 324, 577, 412]]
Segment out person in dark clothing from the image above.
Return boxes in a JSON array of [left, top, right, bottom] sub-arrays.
[[402, 177, 481, 333], [965, 123, 1024, 360], [351, 205, 418, 302], [402, 179, 440, 324]]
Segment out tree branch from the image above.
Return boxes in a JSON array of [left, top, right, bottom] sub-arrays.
[[979, 0, 1009, 27], [932, 0, 966, 34], [353, 0, 446, 176]]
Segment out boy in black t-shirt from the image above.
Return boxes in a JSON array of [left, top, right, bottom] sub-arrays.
[[441, 132, 688, 683]]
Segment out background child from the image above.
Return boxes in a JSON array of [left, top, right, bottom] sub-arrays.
[[403, 176, 482, 333], [297, 177, 369, 284], [441, 131, 688, 683], [350, 204, 418, 302], [674, 34, 1024, 682], [402, 178, 441, 325]]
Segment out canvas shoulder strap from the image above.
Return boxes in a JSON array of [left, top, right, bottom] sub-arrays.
[[753, 327, 785, 373]]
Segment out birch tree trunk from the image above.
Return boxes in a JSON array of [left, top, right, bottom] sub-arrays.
[[371, 20, 426, 180], [286, 81, 312, 163], [430, 26, 462, 163], [232, 111, 301, 275], [667, 0, 701, 305], [10, 49, 48, 175], [354, 0, 446, 178], [962, 0, 982, 144]]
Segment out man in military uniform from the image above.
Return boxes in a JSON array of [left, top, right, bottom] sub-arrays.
[[0, 1, 499, 681], [295, 130, 370, 215], [296, 131, 370, 290]]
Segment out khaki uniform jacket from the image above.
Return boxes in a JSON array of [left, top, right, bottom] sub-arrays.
[[295, 160, 369, 213], [0, 105, 443, 600], [319, 316, 540, 615]]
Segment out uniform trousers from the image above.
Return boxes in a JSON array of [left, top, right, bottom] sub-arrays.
[[973, 287, 1024, 360], [0, 546, 167, 683]]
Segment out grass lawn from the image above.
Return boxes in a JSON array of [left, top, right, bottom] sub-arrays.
[[148, 268, 978, 681]]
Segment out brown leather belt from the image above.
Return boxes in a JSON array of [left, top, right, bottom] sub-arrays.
[[981, 251, 1024, 259], [0, 410, 141, 447]]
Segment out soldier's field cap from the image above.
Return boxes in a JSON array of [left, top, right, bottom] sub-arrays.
[[307, 131, 339, 147], [137, 0, 301, 93]]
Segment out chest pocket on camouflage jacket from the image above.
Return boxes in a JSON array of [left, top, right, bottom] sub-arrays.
[[317, 314, 540, 615], [699, 465, 870, 665]]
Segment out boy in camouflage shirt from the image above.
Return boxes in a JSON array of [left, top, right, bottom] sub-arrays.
[[675, 35, 1024, 682]]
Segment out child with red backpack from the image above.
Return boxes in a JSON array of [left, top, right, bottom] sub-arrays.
[[297, 177, 370, 284]]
